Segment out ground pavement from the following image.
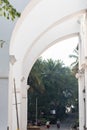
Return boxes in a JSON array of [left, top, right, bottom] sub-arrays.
[[40, 113, 77, 130], [41, 123, 72, 130]]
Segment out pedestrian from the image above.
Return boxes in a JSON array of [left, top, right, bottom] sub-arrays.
[[56, 119, 60, 129], [46, 121, 50, 129]]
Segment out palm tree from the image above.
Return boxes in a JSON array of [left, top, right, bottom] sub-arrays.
[[27, 59, 45, 94], [69, 45, 78, 75]]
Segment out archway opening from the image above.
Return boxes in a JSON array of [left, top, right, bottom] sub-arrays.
[[27, 37, 79, 129], [8, 1, 87, 130]]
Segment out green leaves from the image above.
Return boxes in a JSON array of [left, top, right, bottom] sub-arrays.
[[28, 58, 78, 121], [28, 58, 45, 94], [0, 0, 20, 20], [0, 0, 20, 47]]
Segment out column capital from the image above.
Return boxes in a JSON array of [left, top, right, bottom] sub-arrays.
[[81, 62, 87, 69], [76, 68, 84, 79]]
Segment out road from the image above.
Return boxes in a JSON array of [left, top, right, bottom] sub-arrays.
[[41, 122, 72, 130], [43, 121, 72, 130], [47, 124, 71, 130], [40, 113, 77, 130]]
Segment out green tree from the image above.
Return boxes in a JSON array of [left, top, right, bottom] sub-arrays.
[[28, 58, 45, 93], [0, 0, 20, 47], [27, 58, 78, 122]]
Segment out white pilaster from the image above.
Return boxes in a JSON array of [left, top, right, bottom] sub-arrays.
[[78, 14, 86, 130], [0, 76, 8, 130], [77, 69, 85, 130], [8, 58, 22, 130], [20, 78, 30, 130], [8, 64, 13, 130], [78, 12, 87, 130], [83, 12, 87, 129]]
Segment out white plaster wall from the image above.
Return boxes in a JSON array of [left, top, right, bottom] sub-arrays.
[[0, 43, 9, 130], [0, 44, 9, 76], [0, 1, 30, 130], [9, 1, 87, 130], [0, 78, 8, 130]]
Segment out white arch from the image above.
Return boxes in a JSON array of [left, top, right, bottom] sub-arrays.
[[10, 0, 87, 59], [9, 0, 87, 130], [22, 16, 80, 79]]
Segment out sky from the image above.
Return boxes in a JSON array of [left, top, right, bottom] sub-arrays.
[[0, 0, 30, 75], [41, 37, 78, 67]]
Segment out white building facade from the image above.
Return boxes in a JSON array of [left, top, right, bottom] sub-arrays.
[[0, 0, 87, 130]]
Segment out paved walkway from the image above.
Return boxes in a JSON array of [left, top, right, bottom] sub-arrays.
[[40, 113, 77, 130], [41, 124, 72, 130]]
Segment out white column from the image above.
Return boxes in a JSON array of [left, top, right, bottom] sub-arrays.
[[77, 42, 85, 130], [20, 78, 30, 130], [77, 14, 86, 130], [83, 12, 87, 129], [77, 70, 85, 130], [78, 12, 87, 130], [8, 55, 17, 130], [0, 76, 8, 130], [8, 64, 13, 130], [8, 56, 22, 130], [12, 81, 21, 130]]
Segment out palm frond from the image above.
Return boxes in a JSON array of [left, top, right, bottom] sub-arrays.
[[69, 44, 79, 74]]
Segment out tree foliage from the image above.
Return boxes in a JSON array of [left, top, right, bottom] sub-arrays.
[[0, 0, 20, 47], [27, 58, 78, 123], [0, 0, 20, 20], [69, 45, 78, 75], [28, 58, 45, 94]]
